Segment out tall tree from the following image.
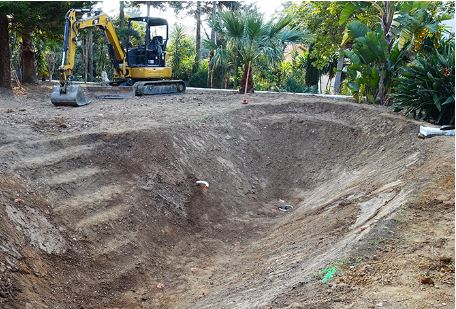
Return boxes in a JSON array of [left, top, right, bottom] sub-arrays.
[[193, 1, 201, 72], [287, 2, 347, 69], [119, 1, 125, 28], [0, 12, 11, 88], [207, 2, 217, 87], [205, 1, 242, 88]]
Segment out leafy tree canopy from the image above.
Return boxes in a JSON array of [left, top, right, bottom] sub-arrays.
[[0, 1, 90, 37], [285, 1, 348, 69]]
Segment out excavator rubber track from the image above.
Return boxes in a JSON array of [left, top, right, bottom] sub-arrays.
[[134, 80, 186, 96]]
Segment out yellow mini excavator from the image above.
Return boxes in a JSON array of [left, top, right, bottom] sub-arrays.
[[51, 9, 186, 106]]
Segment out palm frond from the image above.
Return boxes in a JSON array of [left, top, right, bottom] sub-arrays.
[[203, 38, 218, 51], [270, 15, 293, 35], [245, 13, 265, 40], [220, 11, 244, 40], [279, 29, 309, 44]]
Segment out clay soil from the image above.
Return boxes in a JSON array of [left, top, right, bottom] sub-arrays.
[[0, 84, 453, 308]]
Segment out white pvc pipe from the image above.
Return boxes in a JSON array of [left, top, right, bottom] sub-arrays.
[[196, 180, 209, 188]]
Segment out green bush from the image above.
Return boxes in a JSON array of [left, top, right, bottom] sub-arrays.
[[168, 24, 195, 81], [189, 60, 209, 88], [252, 75, 274, 91], [284, 75, 312, 93], [392, 37, 455, 125]]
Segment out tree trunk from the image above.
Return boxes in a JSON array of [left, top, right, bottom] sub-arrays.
[[45, 52, 57, 82], [147, 2, 150, 17], [83, 33, 87, 82], [0, 13, 11, 89], [120, 1, 125, 28], [207, 51, 214, 88], [193, 1, 201, 72], [376, 1, 394, 104], [319, 74, 322, 94], [21, 30, 37, 84], [376, 66, 387, 104], [326, 77, 331, 93], [382, 1, 394, 48], [88, 29, 93, 82], [333, 53, 344, 94], [239, 62, 253, 94]]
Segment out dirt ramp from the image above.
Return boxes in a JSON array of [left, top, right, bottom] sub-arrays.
[[0, 99, 452, 308]]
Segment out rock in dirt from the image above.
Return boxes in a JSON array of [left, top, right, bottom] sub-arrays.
[[420, 276, 435, 285], [439, 256, 452, 264], [5, 204, 66, 254]]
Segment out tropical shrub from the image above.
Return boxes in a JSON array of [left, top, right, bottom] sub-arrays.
[[392, 37, 455, 125], [188, 60, 208, 88], [284, 75, 317, 93], [253, 74, 274, 91], [340, 2, 451, 104]]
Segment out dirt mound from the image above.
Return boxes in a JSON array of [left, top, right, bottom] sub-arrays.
[[0, 88, 453, 308]]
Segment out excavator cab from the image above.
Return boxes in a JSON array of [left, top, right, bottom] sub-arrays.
[[123, 16, 184, 95], [126, 17, 168, 68]]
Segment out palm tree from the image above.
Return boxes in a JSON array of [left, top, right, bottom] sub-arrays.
[[208, 10, 305, 93]]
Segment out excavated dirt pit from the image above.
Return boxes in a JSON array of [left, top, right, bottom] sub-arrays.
[[0, 87, 454, 308]]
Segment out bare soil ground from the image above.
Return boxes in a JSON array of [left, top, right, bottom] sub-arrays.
[[0, 84, 453, 308]]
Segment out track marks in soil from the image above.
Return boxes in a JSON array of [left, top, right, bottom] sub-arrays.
[[53, 184, 124, 213], [75, 203, 129, 228], [43, 167, 101, 186], [96, 232, 137, 257], [17, 143, 101, 168]]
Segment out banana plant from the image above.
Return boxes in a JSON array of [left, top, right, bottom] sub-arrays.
[[344, 20, 409, 103], [395, 1, 453, 51]]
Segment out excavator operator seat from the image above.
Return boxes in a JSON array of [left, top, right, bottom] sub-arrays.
[[149, 36, 163, 54]]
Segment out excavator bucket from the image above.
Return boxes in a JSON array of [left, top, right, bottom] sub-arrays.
[[51, 85, 91, 107]]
